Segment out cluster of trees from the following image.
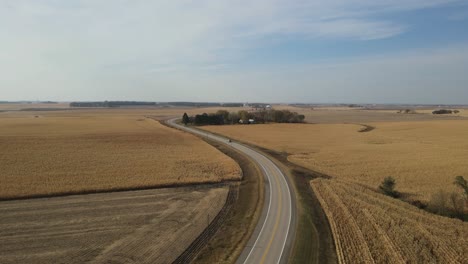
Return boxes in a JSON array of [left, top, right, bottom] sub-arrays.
[[192, 113, 225, 125], [250, 109, 305, 123], [70, 101, 157, 107], [432, 109, 460, 114], [183, 109, 305, 126], [428, 176, 467, 220], [380, 175, 467, 220]]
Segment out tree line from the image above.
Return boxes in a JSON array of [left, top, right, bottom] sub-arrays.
[[168, 102, 243, 107], [70, 101, 157, 107], [183, 109, 305, 125], [432, 109, 460, 114], [70, 101, 244, 108]]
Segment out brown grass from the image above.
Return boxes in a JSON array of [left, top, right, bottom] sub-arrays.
[[193, 139, 264, 264], [0, 112, 240, 199], [203, 121, 468, 201], [311, 179, 467, 263]]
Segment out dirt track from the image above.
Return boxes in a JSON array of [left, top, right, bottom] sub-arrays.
[[0, 186, 228, 264]]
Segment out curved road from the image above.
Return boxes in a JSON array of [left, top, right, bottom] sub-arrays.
[[167, 118, 294, 264]]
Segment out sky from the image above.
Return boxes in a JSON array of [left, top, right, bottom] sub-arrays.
[[1, 0, 468, 104]]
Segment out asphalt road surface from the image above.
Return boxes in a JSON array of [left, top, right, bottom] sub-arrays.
[[167, 118, 294, 264]]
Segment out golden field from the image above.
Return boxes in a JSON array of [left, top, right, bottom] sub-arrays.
[[0, 111, 241, 199], [311, 179, 467, 263], [0, 104, 248, 119], [202, 110, 468, 263], [0, 103, 70, 111], [281, 105, 468, 123], [203, 121, 468, 201]]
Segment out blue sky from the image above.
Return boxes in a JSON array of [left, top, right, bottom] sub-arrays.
[[1, 0, 468, 103]]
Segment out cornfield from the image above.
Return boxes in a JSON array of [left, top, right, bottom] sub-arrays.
[[0, 113, 241, 199], [311, 179, 467, 264], [204, 121, 468, 201]]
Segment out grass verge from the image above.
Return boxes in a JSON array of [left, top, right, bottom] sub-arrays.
[[192, 137, 264, 264], [188, 124, 337, 264], [160, 120, 265, 264]]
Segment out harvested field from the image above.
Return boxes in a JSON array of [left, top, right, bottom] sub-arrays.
[[2, 104, 466, 123], [0, 103, 70, 111], [0, 112, 240, 199], [311, 179, 467, 263], [0, 186, 228, 264], [203, 121, 468, 201], [281, 106, 468, 123], [0, 104, 248, 119], [203, 112, 468, 263]]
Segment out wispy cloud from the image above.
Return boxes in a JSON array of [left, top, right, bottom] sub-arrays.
[[312, 19, 407, 40], [1, 0, 460, 66], [0, 0, 466, 102]]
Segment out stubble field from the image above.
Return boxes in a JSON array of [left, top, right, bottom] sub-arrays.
[[0, 186, 228, 264], [202, 110, 468, 263], [277, 105, 468, 123], [0, 111, 241, 199], [311, 179, 467, 263], [203, 120, 468, 201], [3, 104, 467, 263]]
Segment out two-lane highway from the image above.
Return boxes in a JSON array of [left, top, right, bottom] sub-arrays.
[[167, 118, 294, 264]]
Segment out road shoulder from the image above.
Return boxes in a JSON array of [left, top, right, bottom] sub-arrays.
[[161, 120, 265, 264], [193, 126, 338, 264]]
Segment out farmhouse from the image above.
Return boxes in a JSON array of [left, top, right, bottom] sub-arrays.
[[239, 119, 255, 124]]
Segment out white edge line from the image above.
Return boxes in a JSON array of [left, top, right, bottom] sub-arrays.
[[242, 161, 272, 264], [168, 119, 283, 264], [274, 164, 292, 264]]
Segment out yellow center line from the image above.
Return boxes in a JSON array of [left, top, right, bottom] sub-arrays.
[[260, 163, 283, 264]]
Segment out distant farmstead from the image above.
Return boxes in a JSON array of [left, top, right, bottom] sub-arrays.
[[239, 119, 255, 124]]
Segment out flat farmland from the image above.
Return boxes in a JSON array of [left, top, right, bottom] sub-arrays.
[[0, 104, 249, 119], [0, 103, 70, 111], [279, 106, 468, 123], [203, 120, 468, 263], [0, 186, 228, 264], [203, 120, 468, 201], [0, 111, 240, 199]]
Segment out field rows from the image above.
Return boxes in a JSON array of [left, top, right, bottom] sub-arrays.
[[311, 179, 467, 264], [0, 186, 228, 264], [0, 114, 241, 199], [204, 121, 468, 201]]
